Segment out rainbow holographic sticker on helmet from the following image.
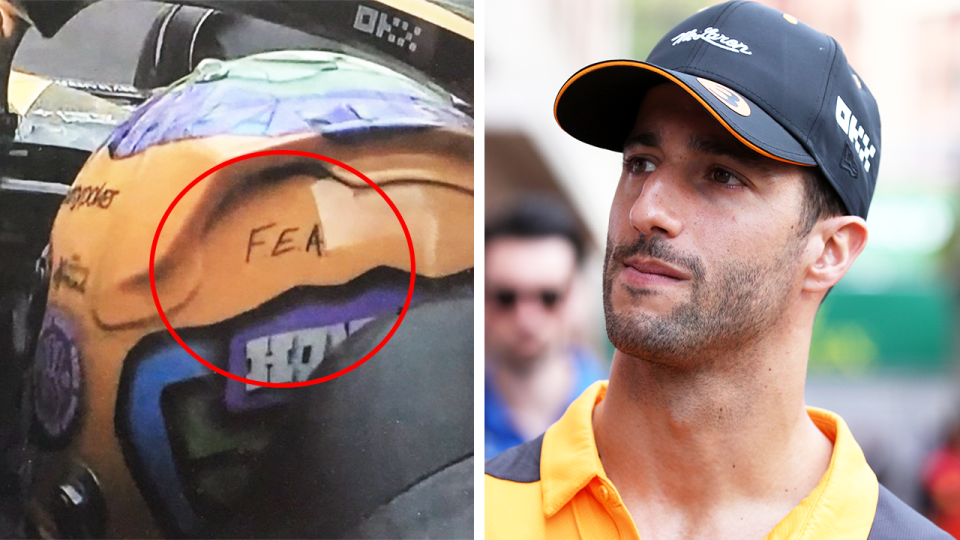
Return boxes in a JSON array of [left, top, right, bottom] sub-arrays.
[[106, 51, 473, 159]]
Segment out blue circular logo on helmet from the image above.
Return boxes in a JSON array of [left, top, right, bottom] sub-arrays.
[[32, 309, 83, 446]]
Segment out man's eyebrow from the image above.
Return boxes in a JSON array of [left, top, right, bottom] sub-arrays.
[[688, 135, 772, 172], [622, 130, 775, 173], [622, 131, 660, 151]]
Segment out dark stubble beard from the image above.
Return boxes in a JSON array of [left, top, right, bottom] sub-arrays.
[[602, 233, 803, 370]]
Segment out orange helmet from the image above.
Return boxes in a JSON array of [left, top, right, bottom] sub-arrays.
[[22, 45, 472, 538]]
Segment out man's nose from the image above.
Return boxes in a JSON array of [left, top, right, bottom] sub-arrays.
[[514, 298, 549, 328], [629, 170, 683, 238]]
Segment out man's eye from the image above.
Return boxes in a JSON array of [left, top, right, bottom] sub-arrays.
[[624, 158, 656, 174], [710, 168, 743, 186]]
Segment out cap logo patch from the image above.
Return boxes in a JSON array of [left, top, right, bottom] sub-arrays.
[[697, 78, 751, 116], [840, 145, 860, 178], [671, 27, 752, 55], [835, 95, 876, 173]]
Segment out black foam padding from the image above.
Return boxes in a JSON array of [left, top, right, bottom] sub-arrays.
[[345, 456, 473, 539], [208, 296, 473, 539]]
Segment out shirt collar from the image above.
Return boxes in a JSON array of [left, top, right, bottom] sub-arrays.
[[539, 382, 879, 538], [540, 380, 608, 516], [767, 407, 878, 539]]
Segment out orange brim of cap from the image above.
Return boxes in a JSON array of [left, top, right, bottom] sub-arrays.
[[554, 60, 816, 167]]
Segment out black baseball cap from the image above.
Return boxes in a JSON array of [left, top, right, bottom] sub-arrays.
[[554, 0, 881, 219]]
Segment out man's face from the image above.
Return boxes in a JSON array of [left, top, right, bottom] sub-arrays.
[[486, 236, 577, 367], [603, 83, 811, 369]]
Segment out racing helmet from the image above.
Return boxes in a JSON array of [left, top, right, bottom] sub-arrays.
[[21, 46, 473, 538]]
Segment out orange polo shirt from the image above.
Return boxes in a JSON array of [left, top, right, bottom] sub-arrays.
[[485, 381, 949, 540]]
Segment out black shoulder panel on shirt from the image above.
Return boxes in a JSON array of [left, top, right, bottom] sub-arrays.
[[867, 484, 951, 539], [485, 434, 544, 483]]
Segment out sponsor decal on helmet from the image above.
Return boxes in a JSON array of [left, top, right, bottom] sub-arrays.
[[243, 322, 363, 389], [62, 183, 120, 210], [226, 285, 408, 411], [51, 255, 89, 294], [32, 309, 83, 445]]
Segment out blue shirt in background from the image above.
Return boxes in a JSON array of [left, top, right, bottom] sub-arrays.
[[485, 348, 607, 459]]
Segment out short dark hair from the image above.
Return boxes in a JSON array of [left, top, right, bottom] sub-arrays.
[[798, 166, 847, 237], [485, 195, 587, 265]]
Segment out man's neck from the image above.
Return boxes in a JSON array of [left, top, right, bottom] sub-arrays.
[[593, 335, 833, 540]]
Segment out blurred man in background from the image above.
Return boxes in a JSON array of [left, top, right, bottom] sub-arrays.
[[485, 197, 606, 458]]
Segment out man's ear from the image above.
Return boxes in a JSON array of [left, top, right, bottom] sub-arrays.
[[803, 215, 868, 293]]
